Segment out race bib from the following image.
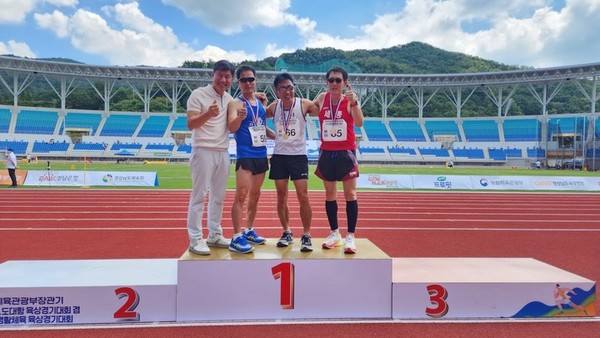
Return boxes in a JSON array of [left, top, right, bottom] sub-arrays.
[[277, 120, 301, 141], [249, 125, 267, 147], [322, 119, 347, 142]]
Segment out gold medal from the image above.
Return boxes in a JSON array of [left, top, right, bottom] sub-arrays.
[[283, 133, 289, 140]]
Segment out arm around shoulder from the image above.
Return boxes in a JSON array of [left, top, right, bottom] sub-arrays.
[[302, 98, 320, 117]]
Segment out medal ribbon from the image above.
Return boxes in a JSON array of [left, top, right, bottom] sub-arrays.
[[279, 98, 296, 133]]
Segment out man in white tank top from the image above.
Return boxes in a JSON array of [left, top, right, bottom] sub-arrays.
[[266, 73, 319, 252]]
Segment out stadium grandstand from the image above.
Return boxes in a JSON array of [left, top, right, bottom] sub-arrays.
[[1, 56, 599, 170]]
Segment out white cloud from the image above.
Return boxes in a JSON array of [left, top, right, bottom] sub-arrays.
[[0, 0, 77, 24], [34, 10, 69, 38], [264, 43, 294, 59], [291, 0, 600, 67], [163, 0, 319, 60], [0, 0, 37, 23], [163, 0, 297, 34], [0, 40, 36, 57], [32, 2, 256, 66]]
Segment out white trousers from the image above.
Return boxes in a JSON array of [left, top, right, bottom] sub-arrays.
[[187, 147, 230, 246]]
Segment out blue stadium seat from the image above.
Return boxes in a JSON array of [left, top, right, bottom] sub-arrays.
[[146, 143, 174, 151], [0, 108, 11, 133], [388, 120, 426, 141], [138, 115, 170, 137], [61, 112, 102, 135], [363, 120, 392, 141], [171, 116, 188, 132], [388, 146, 417, 155], [15, 110, 58, 135], [462, 120, 500, 141], [424, 120, 461, 142], [100, 114, 141, 137], [503, 118, 540, 141], [419, 147, 449, 157]]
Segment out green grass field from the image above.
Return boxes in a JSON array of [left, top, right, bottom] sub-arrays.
[[15, 159, 597, 190]]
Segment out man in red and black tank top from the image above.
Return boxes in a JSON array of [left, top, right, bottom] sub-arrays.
[[313, 66, 364, 254]]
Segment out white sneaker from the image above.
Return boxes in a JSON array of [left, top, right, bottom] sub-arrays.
[[207, 233, 230, 248], [322, 230, 342, 249], [189, 240, 210, 255], [344, 233, 357, 254]]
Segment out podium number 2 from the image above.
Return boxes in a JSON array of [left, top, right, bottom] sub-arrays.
[[271, 262, 295, 309], [425, 284, 449, 318], [114, 287, 140, 320]]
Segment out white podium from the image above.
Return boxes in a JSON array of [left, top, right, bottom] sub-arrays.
[[392, 258, 596, 319], [0, 245, 596, 326], [176, 238, 392, 321], [0, 259, 177, 325]]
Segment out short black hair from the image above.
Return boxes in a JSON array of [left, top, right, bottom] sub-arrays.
[[273, 72, 294, 88], [235, 65, 256, 79], [326, 66, 348, 81], [213, 60, 235, 76]]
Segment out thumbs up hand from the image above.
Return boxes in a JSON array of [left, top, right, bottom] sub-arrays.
[[207, 99, 220, 118], [345, 84, 357, 107]]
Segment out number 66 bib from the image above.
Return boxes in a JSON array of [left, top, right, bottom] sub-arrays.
[[322, 119, 347, 142]]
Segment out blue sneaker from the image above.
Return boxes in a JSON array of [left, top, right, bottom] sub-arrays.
[[229, 235, 254, 254], [243, 228, 266, 245]]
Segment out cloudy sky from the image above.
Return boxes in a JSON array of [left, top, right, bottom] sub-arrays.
[[0, 0, 598, 69]]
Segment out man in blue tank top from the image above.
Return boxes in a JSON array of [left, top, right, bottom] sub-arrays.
[[227, 65, 272, 253]]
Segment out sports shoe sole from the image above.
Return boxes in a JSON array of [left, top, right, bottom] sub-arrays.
[[245, 238, 266, 245], [206, 241, 230, 248], [229, 246, 254, 254], [300, 245, 313, 252], [276, 239, 294, 247], [344, 247, 357, 254], [189, 247, 211, 256], [322, 241, 342, 249]]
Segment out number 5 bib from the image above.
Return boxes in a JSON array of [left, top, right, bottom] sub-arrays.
[[322, 119, 347, 142], [250, 125, 267, 147]]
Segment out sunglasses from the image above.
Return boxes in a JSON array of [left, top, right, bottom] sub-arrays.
[[277, 85, 295, 92], [327, 77, 343, 84], [239, 77, 255, 83]]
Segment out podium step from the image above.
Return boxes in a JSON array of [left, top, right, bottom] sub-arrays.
[[177, 238, 392, 321], [0, 249, 595, 325], [392, 257, 596, 319], [0, 259, 177, 325]]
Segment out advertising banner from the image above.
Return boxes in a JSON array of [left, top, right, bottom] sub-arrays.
[[23, 170, 158, 187], [356, 174, 600, 191], [0, 170, 27, 186]]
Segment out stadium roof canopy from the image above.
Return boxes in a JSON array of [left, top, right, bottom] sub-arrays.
[[1, 56, 599, 117]]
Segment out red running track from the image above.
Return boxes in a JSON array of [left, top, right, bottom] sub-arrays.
[[1, 189, 599, 337]]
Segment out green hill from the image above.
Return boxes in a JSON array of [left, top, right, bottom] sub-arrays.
[[234, 42, 524, 74]]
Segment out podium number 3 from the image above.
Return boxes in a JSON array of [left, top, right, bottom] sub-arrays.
[[271, 262, 295, 309], [114, 287, 140, 320], [425, 284, 449, 318]]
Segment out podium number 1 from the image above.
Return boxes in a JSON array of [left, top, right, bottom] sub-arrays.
[[114, 287, 140, 320], [425, 284, 449, 318], [271, 262, 295, 309]]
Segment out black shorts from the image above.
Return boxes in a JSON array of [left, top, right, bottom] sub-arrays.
[[269, 154, 309, 181], [235, 158, 269, 175], [315, 149, 359, 182]]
